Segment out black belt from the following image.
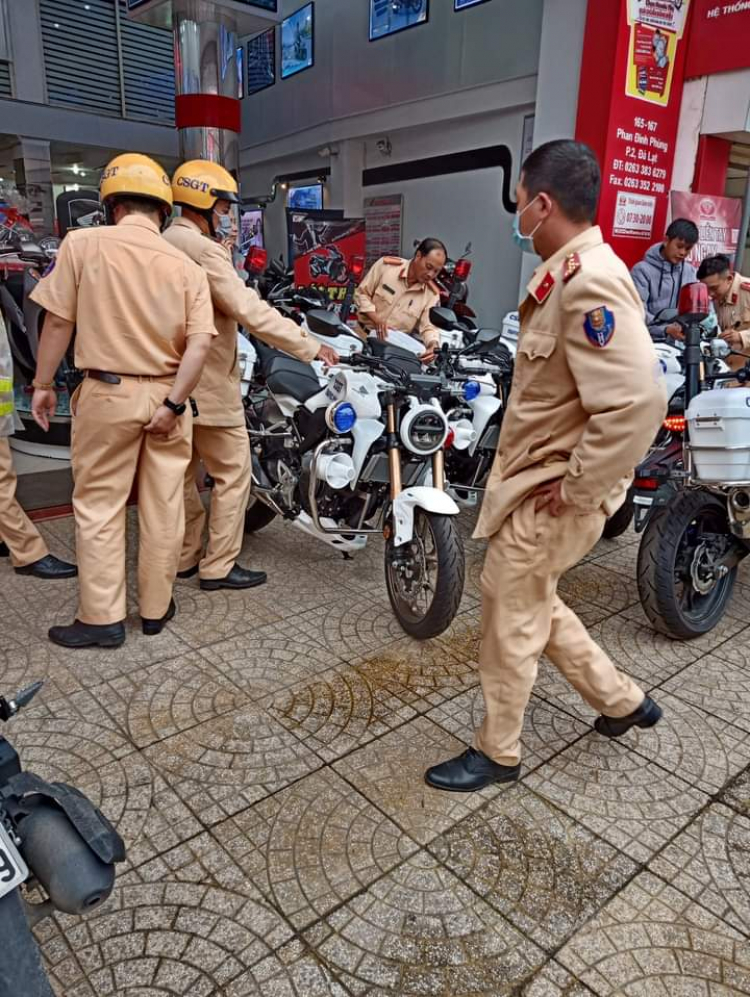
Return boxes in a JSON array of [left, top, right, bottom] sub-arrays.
[[85, 370, 174, 384]]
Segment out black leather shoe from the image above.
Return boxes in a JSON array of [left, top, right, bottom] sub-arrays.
[[141, 598, 176, 636], [0, 541, 8, 557], [425, 748, 520, 793], [200, 565, 267, 591], [594, 696, 662, 738], [16, 554, 78, 579], [49, 620, 126, 649], [176, 564, 199, 579]]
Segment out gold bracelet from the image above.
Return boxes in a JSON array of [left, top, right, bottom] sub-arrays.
[[31, 379, 55, 390]]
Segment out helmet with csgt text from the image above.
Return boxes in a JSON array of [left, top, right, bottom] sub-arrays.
[[99, 153, 173, 209], [171, 160, 239, 212]]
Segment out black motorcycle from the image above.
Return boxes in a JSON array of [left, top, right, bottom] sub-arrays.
[[0, 681, 124, 997], [309, 245, 349, 284]]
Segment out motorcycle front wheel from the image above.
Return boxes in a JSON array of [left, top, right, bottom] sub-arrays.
[[385, 510, 465, 639], [637, 489, 737, 639]]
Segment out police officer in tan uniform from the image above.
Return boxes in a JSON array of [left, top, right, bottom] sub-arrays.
[[0, 312, 76, 578], [697, 254, 750, 350], [30, 154, 216, 649], [163, 160, 338, 590], [354, 238, 446, 360], [426, 140, 667, 792]]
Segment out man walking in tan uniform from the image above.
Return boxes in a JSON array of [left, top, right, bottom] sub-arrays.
[[164, 160, 338, 590], [0, 313, 76, 579], [30, 154, 215, 649], [354, 238, 445, 361], [426, 140, 667, 792]]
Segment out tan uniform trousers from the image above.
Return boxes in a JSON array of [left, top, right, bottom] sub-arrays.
[[180, 424, 251, 580], [474, 496, 644, 766], [71, 377, 192, 625], [0, 438, 48, 567]]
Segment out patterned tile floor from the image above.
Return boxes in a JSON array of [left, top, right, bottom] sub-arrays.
[[5, 510, 750, 994]]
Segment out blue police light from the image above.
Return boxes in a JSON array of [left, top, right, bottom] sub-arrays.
[[327, 402, 357, 434], [463, 380, 481, 402]]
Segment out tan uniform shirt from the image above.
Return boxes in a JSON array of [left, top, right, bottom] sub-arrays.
[[163, 216, 319, 427], [475, 225, 667, 540], [716, 271, 750, 351], [30, 214, 215, 375], [353, 256, 441, 346]]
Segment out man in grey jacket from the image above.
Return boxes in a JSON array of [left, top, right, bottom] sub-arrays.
[[631, 218, 698, 341]]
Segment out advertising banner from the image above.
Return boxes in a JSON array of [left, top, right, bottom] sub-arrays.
[[670, 191, 743, 265], [289, 211, 366, 304], [685, 0, 750, 78], [576, 0, 692, 266]]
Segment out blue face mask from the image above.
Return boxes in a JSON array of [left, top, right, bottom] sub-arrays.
[[512, 196, 542, 255], [214, 211, 233, 240]]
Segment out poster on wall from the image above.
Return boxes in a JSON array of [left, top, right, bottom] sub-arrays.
[[287, 184, 324, 210], [370, 0, 428, 41], [364, 194, 403, 267], [281, 4, 314, 79], [670, 191, 742, 266], [247, 29, 275, 96], [455, 0, 491, 8], [625, 0, 690, 106], [239, 209, 265, 255], [289, 211, 366, 304]]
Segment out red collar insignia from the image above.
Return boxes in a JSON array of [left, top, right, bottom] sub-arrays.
[[532, 271, 555, 304], [563, 253, 581, 283]]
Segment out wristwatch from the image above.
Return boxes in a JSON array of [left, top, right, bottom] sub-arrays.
[[163, 397, 187, 416]]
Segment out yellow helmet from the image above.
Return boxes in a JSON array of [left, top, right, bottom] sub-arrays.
[[99, 153, 173, 208], [171, 160, 239, 212]]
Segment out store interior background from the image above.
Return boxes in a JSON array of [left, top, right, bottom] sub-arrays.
[[0, 0, 749, 491]]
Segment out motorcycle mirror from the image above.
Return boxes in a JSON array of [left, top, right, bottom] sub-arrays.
[[710, 338, 731, 359], [306, 308, 360, 342], [463, 329, 503, 355], [653, 307, 679, 323], [429, 306, 459, 331]]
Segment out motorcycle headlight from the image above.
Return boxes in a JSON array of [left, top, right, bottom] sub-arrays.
[[400, 404, 449, 455], [326, 401, 357, 434], [462, 380, 481, 401]]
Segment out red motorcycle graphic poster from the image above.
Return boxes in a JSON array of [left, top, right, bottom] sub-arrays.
[[289, 210, 366, 304]]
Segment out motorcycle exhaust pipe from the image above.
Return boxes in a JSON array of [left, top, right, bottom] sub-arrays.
[[728, 488, 750, 540], [19, 803, 115, 915]]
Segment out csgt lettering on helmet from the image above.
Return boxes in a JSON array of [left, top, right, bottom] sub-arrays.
[[101, 166, 120, 180], [176, 177, 210, 192]]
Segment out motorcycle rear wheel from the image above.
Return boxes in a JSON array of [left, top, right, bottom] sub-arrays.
[[637, 489, 737, 639], [244, 497, 278, 534], [385, 510, 464, 640]]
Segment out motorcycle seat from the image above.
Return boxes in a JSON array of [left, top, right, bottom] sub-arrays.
[[265, 354, 321, 402]]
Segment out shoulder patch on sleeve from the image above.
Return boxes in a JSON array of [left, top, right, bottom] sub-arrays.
[[583, 306, 616, 348], [741, 281, 750, 293], [562, 252, 581, 283]]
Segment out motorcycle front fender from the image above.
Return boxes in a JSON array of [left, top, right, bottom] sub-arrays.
[[392, 486, 460, 547]]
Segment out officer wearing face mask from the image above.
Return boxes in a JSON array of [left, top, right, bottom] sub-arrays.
[[163, 161, 338, 592], [426, 140, 667, 794]]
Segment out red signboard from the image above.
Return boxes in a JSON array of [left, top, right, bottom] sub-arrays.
[[576, 0, 692, 267], [289, 213, 367, 305], [670, 191, 743, 265], [685, 0, 750, 79]]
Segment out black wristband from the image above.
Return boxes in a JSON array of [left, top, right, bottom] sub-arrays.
[[163, 397, 187, 416]]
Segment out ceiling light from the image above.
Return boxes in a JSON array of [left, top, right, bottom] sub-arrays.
[[72, 164, 81, 175]]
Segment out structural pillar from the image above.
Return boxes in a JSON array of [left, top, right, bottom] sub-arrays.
[[12, 138, 54, 234], [692, 135, 732, 196], [328, 141, 365, 219], [172, 0, 241, 171]]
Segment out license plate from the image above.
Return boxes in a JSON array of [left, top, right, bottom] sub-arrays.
[[633, 499, 653, 532], [0, 821, 28, 900]]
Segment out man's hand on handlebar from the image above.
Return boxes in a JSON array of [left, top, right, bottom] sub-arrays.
[[419, 342, 439, 365], [666, 322, 684, 341], [316, 344, 339, 367], [721, 328, 744, 350]]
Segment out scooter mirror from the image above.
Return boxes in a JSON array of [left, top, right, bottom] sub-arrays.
[[710, 338, 731, 359], [429, 306, 459, 331]]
